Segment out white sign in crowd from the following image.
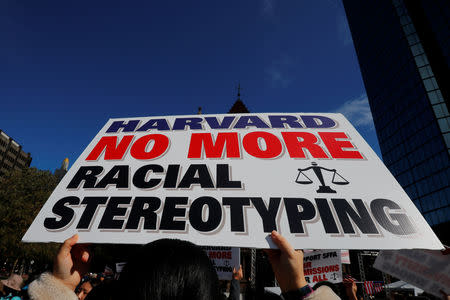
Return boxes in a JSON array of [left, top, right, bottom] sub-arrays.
[[115, 262, 127, 274], [303, 250, 342, 284], [202, 247, 240, 280], [374, 249, 450, 297], [23, 113, 443, 250], [340, 250, 350, 264]]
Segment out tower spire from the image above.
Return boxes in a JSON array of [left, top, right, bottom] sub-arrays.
[[237, 82, 241, 100], [228, 82, 249, 113]]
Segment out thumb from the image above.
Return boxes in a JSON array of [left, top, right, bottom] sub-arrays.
[[270, 231, 295, 256], [60, 234, 79, 256]]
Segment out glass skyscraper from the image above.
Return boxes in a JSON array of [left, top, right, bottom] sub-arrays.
[[342, 0, 449, 243]]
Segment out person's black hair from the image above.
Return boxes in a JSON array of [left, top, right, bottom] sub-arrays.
[[2, 285, 20, 296], [115, 239, 220, 300], [85, 281, 116, 300], [76, 275, 101, 294], [87, 277, 101, 288]]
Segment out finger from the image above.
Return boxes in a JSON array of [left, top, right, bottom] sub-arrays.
[[295, 249, 304, 258], [270, 231, 295, 256], [59, 234, 79, 256]]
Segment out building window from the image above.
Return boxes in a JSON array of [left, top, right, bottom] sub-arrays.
[[423, 78, 438, 91], [414, 54, 429, 67], [418, 65, 433, 79], [428, 90, 444, 104], [437, 118, 450, 132], [411, 43, 424, 56]]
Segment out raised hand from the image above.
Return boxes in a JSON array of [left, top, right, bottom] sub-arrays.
[[53, 234, 91, 291], [343, 276, 358, 300], [232, 264, 243, 281], [265, 230, 308, 292]]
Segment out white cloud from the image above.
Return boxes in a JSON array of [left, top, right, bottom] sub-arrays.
[[261, 0, 275, 17], [334, 95, 374, 128], [265, 54, 295, 88], [265, 68, 293, 88]]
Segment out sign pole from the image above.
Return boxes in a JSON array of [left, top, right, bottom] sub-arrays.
[[357, 252, 369, 300], [382, 272, 390, 299], [250, 248, 256, 290]]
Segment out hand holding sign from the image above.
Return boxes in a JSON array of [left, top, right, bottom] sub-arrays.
[[343, 276, 358, 300], [265, 231, 308, 292], [53, 234, 91, 291]]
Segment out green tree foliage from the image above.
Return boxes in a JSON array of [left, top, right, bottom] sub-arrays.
[[0, 168, 60, 267], [0, 168, 140, 275]]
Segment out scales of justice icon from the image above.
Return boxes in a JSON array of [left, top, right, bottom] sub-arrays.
[[295, 162, 349, 193]]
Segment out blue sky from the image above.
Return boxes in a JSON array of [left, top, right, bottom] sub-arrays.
[[0, 0, 380, 171]]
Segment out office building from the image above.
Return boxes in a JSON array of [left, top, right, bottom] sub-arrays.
[[342, 0, 449, 242], [0, 129, 32, 180]]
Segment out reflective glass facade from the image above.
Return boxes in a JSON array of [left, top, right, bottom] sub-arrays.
[[343, 0, 449, 242]]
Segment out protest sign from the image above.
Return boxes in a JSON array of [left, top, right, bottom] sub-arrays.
[[202, 246, 240, 280], [374, 249, 450, 297], [304, 250, 342, 284], [341, 250, 350, 264], [115, 262, 126, 273], [103, 266, 114, 277], [23, 113, 443, 249]]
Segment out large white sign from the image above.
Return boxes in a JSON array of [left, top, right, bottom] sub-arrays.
[[23, 113, 443, 249], [202, 246, 240, 280], [304, 250, 342, 284], [374, 249, 450, 297]]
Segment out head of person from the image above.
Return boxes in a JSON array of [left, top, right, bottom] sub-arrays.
[[77, 281, 93, 300], [85, 280, 116, 300], [0, 274, 23, 296], [116, 239, 220, 300]]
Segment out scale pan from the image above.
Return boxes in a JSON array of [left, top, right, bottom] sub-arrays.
[[332, 171, 349, 185]]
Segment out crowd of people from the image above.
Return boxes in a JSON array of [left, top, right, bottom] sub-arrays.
[[1, 231, 448, 300]]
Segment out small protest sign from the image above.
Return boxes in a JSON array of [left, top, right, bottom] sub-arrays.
[[104, 265, 114, 276], [22, 113, 443, 249], [115, 262, 127, 273], [202, 246, 240, 280], [303, 250, 342, 284], [341, 250, 350, 264], [374, 249, 450, 297]]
